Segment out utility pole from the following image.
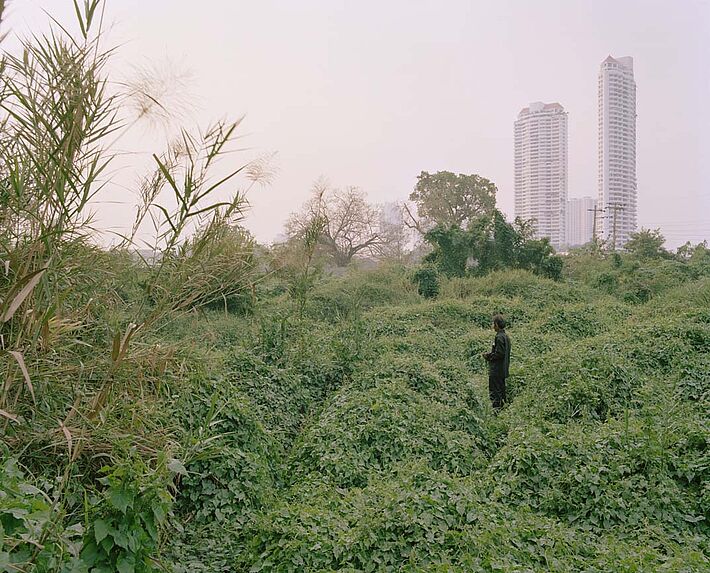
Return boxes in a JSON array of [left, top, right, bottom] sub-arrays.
[[607, 203, 624, 251], [588, 205, 604, 250]]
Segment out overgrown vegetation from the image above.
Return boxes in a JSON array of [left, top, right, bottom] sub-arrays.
[[1, 3, 709, 572]]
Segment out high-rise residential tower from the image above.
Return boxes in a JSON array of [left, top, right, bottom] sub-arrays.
[[566, 196, 597, 247], [597, 55, 637, 249], [514, 102, 568, 249]]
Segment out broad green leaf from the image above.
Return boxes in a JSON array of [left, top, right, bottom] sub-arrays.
[[93, 519, 109, 543], [109, 488, 133, 513], [0, 264, 48, 323], [116, 554, 136, 573]]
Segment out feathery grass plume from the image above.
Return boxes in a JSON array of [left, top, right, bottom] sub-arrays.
[[122, 57, 195, 131], [245, 151, 278, 186]]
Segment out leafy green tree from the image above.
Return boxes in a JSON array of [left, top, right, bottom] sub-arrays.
[[625, 228, 669, 260], [407, 171, 497, 231], [676, 240, 710, 277], [677, 240, 709, 263], [481, 211, 522, 272]]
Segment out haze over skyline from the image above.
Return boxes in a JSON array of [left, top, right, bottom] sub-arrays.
[[5, 0, 710, 248]]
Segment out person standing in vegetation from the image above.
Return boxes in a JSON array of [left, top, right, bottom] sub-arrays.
[[483, 314, 511, 411]]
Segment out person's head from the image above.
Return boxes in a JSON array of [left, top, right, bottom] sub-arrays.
[[492, 314, 506, 331]]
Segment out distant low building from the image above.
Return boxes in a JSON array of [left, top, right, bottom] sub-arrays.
[[566, 196, 597, 247]]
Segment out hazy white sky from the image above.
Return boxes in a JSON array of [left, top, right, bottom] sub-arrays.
[[5, 0, 710, 247]]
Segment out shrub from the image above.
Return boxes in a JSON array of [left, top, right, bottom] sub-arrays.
[[487, 420, 706, 535], [539, 303, 605, 339], [174, 377, 279, 526], [306, 265, 419, 320], [0, 456, 85, 572], [413, 266, 441, 299], [80, 456, 174, 573], [242, 466, 479, 571]]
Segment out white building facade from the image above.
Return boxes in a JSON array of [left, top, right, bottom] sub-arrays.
[[566, 196, 597, 247], [597, 55, 637, 249], [514, 102, 568, 250]]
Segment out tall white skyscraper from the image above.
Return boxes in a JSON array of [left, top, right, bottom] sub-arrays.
[[597, 56, 637, 249], [514, 102, 568, 250], [566, 196, 597, 247]]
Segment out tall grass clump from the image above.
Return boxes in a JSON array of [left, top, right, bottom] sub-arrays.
[[0, 2, 268, 570]]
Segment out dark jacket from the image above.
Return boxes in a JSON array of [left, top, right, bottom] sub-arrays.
[[487, 329, 511, 378]]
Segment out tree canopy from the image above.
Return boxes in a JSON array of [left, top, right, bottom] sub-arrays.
[[624, 228, 670, 260], [407, 171, 497, 231]]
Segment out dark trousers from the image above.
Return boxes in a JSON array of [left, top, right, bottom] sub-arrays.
[[489, 374, 506, 409]]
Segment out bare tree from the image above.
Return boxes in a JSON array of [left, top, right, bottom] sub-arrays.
[[287, 182, 386, 267]]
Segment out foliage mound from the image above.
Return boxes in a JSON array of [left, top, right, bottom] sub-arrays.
[[228, 263, 710, 572], [291, 379, 486, 488]]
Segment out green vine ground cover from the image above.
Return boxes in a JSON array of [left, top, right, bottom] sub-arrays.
[[165, 267, 709, 572], [3, 264, 709, 572]]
